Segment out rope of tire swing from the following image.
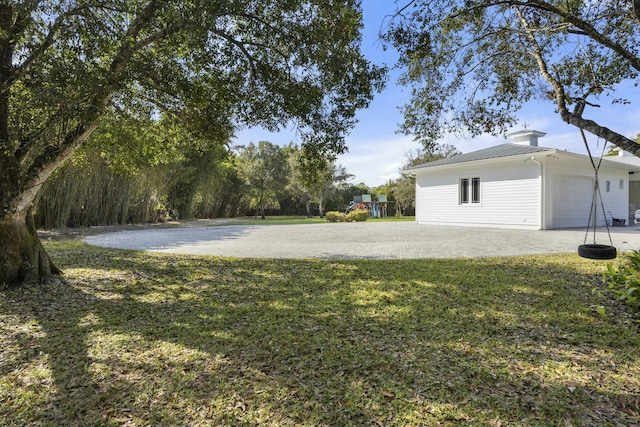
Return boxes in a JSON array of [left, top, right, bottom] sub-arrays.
[[578, 128, 617, 260]]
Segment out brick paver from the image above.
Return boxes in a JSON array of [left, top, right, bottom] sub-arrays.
[[83, 222, 640, 259]]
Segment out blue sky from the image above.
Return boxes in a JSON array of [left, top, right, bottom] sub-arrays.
[[235, 1, 640, 188]]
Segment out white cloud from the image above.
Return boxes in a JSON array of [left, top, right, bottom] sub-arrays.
[[340, 125, 587, 187], [338, 135, 421, 187]]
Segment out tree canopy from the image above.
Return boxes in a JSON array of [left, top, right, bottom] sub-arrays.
[[0, 0, 385, 284], [237, 141, 290, 219], [383, 0, 640, 154]]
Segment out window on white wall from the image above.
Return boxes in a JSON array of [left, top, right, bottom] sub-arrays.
[[459, 178, 469, 203], [620, 179, 624, 190], [606, 180, 611, 192], [471, 177, 480, 203], [459, 177, 480, 204]]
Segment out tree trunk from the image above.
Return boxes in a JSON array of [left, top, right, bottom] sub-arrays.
[[215, 193, 230, 218], [1, 209, 60, 286]]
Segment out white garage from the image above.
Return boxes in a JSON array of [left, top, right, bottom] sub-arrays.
[[551, 175, 594, 229], [405, 130, 636, 230]]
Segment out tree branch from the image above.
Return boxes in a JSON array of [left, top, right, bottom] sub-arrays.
[[520, 0, 640, 72], [1, 5, 89, 94], [20, 0, 166, 188], [16, 120, 100, 214], [393, 0, 419, 17], [209, 30, 258, 77], [15, 104, 69, 164], [208, 27, 296, 80], [565, 115, 640, 156], [133, 24, 186, 52], [109, 0, 163, 74], [514, 8, 569, 119], [515, 6, 639, 156], [439, 0, 640, 72]]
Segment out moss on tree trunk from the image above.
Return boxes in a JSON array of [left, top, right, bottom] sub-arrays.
[[0, 210, 60, 286]]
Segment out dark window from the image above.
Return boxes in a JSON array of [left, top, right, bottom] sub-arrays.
[[471, 177, 480, 203], [460, 177, 480, 204], [460, 178, 469, 204]]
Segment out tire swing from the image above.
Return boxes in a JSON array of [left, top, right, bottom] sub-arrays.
[[578, 128, 617, 260]]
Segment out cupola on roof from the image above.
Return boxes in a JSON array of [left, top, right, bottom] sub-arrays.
[[507, 129, 547, 147]]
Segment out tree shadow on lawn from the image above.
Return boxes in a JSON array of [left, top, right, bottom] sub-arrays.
[[1, 246, 639, 426]]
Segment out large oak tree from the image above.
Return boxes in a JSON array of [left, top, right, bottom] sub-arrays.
[[0, 0, 384, 285], [384, 0, 640, 151]]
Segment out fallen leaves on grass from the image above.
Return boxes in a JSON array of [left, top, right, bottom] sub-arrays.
[[0, 242, 638, 426]]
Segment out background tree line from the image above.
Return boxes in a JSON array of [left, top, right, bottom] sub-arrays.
[[34, 111, 427, 228]]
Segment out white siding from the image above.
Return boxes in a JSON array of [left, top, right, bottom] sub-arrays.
[[599, 169, 629, 225], [545, 157, 629, 228], [414, 151, 631, 230], [551, 174, 594, 228], [415, 159, 542, 229]]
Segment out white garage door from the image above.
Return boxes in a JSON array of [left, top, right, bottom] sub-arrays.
[[552, 175, 595, 228]]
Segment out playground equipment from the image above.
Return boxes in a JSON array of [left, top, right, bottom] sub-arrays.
[[346, 194, 388, 218]]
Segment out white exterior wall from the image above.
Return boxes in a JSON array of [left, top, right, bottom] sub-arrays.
[[415, 158, 542, 229], [414, 152, 630, 230], [544, 157, 628, 229], [628, 172, 640, 222], [603, 170, 630, 224]]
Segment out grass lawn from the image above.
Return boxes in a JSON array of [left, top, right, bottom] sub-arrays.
[[218, 215, 416, 226], [1, 240, 639, 426]]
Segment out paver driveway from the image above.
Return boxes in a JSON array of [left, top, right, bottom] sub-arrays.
[[83, 222, 640, 259]]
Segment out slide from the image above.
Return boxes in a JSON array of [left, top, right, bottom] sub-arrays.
[[345, 201, 356, 213]]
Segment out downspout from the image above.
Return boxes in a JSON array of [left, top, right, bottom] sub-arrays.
[[528, 156, 544, 229], [540, 159, 545, 230]]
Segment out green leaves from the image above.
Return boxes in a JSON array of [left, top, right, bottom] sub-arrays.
[[3, 0, 385, 223], [236, 141, 290, 217], [383, 0, 640, 150], [604, 251, 640, 312]]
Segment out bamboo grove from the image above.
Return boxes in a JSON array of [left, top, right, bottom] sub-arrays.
[[32, 117, 384, 228]]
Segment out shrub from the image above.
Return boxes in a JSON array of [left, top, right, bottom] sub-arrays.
[[325, 211, 346, 222], [603, 250, 640, 313], [346, 209, 368, 222]]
